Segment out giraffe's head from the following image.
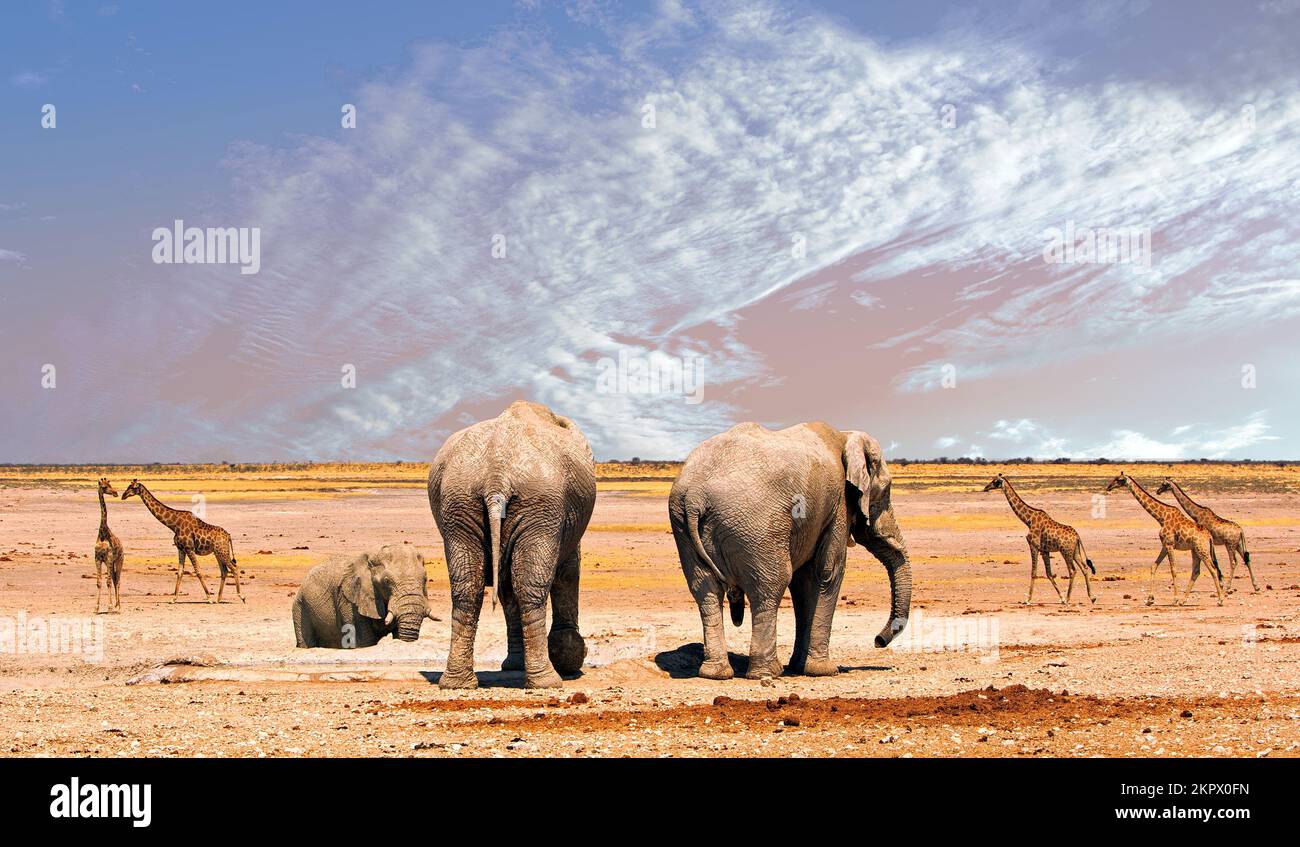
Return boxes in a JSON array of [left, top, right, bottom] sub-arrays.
[[97, 477, 118, 497], [982, 474, 1006, 492], [121, 479, 144, 500], [1104, 472, 1130, 493], [1155, 478, 1175, 495]]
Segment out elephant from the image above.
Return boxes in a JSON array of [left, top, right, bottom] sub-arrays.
[[668, 422, 912, 680], [292, 544, 433, 648], [427, 401, 596, 689]]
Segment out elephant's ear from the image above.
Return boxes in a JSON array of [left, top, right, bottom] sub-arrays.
[[844, 431, 892, 524], [343, 555, 383, 620]]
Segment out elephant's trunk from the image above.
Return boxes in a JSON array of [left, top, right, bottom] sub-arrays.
[[865, 506, 911, 648], [395, 612, 424, 642], [875, 557, 912, 647]]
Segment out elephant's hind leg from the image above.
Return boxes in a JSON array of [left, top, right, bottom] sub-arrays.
[[510, 538, 565, 689], [497, 565, 525, 672], [673, 524, 732, 679], [547, 548, 586, 677], [441, 546, 486, 690]]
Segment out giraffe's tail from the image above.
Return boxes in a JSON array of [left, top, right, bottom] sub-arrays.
[[1076, 538, 1096, 574]]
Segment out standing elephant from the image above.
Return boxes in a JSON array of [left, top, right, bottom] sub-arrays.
[[292, 544, 432, 648], [428, 401, 596, 689], [668, 422, 912, 680]]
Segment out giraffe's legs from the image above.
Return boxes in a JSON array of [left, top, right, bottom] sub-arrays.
[[186, 549, 214, 603], [171, 547, 187, 602], [1237, 541, 1259, 593], [1065, 554, 1077, 603], [95, 557, 104, 614], [1041, 549, 1065, 603], [1180, 546, 1222, 606], [1025, 542, 1039, 604], [1074, 551, 1095, 603], [110, 560, 121, 612], [215, 550, 244, 604], [1148, 547, 1169, 605]]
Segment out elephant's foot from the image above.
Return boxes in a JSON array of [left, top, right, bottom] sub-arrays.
[[697, 659, 734, 680], [743, 656, 784, 681], [548, 627, 587, 676], [438, 669, 480, 690], [801, 657, 839, 677], [500, 652, 525, 672], [524, 666, 564, 689]]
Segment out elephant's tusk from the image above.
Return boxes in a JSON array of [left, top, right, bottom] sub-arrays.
[[384, 610, 395, 626]]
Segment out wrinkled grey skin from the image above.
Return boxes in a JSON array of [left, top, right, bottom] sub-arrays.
[[292, 544, 431, 648], [428, 401, 596, 689], [669, 422, 912, 680]]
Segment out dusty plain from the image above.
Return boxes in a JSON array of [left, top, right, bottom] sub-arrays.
[[1, 461, 1297, 758]]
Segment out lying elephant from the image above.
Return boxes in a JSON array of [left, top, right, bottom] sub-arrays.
[[292, 544, 434, 648]]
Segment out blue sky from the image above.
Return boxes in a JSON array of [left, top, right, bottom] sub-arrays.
[[2, 0, 1298, 462]]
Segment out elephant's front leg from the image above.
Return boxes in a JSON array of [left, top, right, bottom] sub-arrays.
[[785, 563, 816, 675], [547, 548, 586, 677], [441, 548, 486, 689], [512, 540, 564, 689]]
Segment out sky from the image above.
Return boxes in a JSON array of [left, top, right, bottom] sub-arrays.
[[1, 0, 1298, 463]]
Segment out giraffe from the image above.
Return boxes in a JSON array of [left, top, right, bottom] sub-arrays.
[[983, 473, 1096, 604], [1104, 472, 1223, 607], [121, 479, 245, 604], [93, 478, 125, 613], [1156, 478, 1257, 594]]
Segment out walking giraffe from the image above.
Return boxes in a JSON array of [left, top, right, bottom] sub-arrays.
[[1104, 472, 1223, 606], [121, 480, 245, 604], [983, 474, 1096, 604], [1156, 478, 1257, 594], [93, 477, 124, 613]]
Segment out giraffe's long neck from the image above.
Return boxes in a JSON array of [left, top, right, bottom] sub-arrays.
[[1126, 478, 1179, 524], [137, 485, 185, 531], [1000, 480, 1039, 527], [98, 488, 109, 538], [1167, 481, 1211, 521]]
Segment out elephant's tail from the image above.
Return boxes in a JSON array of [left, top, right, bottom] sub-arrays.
[[485, 493, 506, 611], [685, 499, 732, 610]]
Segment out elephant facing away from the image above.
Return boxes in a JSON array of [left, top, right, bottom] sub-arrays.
[[293, 544, 432, 648], [428, 401, 596, 689], [668, 422, 912, 680]]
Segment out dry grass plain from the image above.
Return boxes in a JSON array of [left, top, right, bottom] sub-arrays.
[[1, 461, 1298, 757]]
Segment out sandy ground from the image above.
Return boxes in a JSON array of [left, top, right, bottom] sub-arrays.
[[1, 464, 1297, 757]]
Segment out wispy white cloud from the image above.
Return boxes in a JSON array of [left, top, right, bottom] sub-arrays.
[[969, 412, 1278, 459], [10, 71, 48, 88], [6, 0, 1297, 461]]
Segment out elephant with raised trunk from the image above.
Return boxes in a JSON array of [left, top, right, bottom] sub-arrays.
[[292, 544, 433, 648], [428, 401, 596, 689], [669, 422, 912, 680]]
